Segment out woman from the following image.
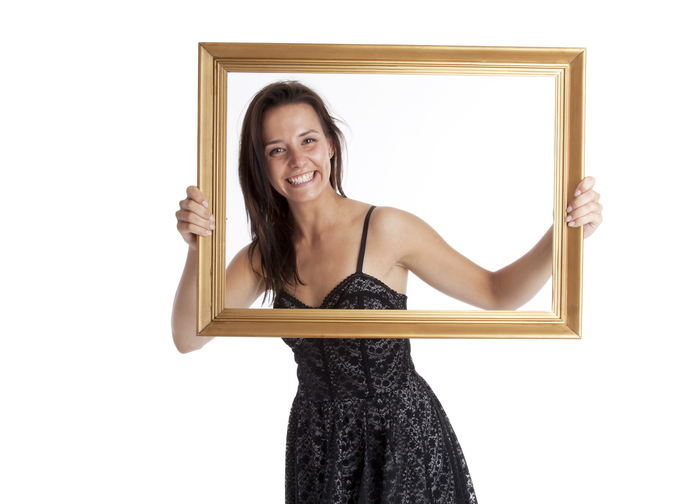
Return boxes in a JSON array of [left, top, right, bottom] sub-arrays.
[[173, 81, 603, 503]]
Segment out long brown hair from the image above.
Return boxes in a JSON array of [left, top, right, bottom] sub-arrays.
[[238, 81, 346, 303]]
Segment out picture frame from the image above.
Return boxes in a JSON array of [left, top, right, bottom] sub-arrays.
[[196, 43, 585, 339]]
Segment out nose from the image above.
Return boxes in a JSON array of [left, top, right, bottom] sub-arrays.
[[288, 148, 306, 169]]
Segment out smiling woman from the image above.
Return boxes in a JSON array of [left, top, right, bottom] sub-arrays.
[[182, 80, 481, 502], [236, 83, 349, 304], [172, 75, 602, 503]]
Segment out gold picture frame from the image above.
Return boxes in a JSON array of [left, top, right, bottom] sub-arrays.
[[196, 43, 585, 339]]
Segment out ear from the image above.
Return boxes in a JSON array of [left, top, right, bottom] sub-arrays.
[[328, 137, 335, 158]]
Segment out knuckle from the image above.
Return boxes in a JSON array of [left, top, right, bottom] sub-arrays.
[[187, 185, 205, 202]]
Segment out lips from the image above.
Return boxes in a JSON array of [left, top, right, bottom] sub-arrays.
[[287, 171, 316, 186]]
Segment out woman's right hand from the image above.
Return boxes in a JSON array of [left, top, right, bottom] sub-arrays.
[[176, 186, 215, 249]]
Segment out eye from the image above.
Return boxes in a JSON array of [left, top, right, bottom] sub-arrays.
[[268, 147, 284, 156], [302, 138, 316, 145]]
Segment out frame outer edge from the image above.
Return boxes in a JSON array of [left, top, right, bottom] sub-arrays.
[[565, 50, 586, 337], [197, 43, 586, 339], [197, 44, 215, 335], [200, 43, 584, 65]]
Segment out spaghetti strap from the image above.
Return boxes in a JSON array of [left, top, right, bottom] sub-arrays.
[[356, 206, 376, 274]]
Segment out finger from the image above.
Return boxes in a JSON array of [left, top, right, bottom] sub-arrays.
[[566, 189, 600, 214], [179, 197, 215, 223], [565, 201, 604, 222], [177, 220, 214, 237], [176, 208, 216, 231], [572, 175, 596, 197], [565, 201, 602, 224], [185, 186, 209, 208], [568, 211, 603, 229]]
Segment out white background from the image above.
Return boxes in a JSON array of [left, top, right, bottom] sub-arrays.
[[1, 1, 691, 503], [226, 72, 555, 310]]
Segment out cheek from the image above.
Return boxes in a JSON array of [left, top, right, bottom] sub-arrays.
[[265, 161, 285, 191], [315, 150, 330, 171]]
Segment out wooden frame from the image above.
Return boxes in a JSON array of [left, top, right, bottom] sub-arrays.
[[197, 43, 585, 339]]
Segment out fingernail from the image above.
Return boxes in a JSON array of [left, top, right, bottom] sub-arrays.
[[574, 190, 581, 197], [567, 206, 573, 213], [203, 201, 209, 208], [205, 230, 212, 235], [565, 215, 572, 222], [209, 224, 215, 230], [568, 221, 576, 227], [209, 215, 215, 223]]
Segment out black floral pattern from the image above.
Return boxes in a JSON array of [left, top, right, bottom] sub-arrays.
[[275, 273, 477, 503]]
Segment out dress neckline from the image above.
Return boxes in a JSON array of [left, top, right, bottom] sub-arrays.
[[277, 272, 407, 309]]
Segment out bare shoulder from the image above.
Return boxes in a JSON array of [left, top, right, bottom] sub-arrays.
[[339, 197, 377, 222], [228, 242, 264, 279], [371, 206, 420, 222], [369, 206, 433, 241], [366, 206, 443, 268]]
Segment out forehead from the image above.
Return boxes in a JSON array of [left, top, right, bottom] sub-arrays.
[[262, 103, 323, 139]]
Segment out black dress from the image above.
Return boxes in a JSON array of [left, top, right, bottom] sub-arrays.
[[274, 206, 477, 504]]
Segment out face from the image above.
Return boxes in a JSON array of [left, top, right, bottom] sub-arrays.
[[262, 103, 334, 205]]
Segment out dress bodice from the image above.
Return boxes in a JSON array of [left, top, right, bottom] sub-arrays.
[[275, 270, 408, 402]]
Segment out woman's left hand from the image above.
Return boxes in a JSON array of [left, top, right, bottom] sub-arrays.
[[565, 176, 603, 239]]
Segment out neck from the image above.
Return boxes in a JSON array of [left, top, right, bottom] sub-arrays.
[[288, 189, 344, 242]]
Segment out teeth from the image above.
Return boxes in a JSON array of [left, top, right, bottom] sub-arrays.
[[288, 171, 315, 185]]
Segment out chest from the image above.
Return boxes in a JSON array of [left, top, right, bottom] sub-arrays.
[[289, 233, 407, 308], [292, 233, 361, 307]]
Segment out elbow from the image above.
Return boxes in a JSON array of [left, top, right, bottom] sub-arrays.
[[486, 273, 504, 310], [175, 341, 196, 354], [173, 336, 191, 354], [485, 297, 522, 311], [485, 298, 520, 311], [171, 315, 204, 353], [174, 339, 205, 354], [172, 329, 199, 354], [492, 300, 523, 311], [487, 272, 522, 311], [172, 327, 212, 354], [487, 292, 524, 311]]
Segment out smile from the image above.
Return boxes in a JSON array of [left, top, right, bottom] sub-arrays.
[[287, 171, 315, 185]]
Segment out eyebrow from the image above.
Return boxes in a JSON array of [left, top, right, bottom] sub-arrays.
[[264, 129, 320, 148]]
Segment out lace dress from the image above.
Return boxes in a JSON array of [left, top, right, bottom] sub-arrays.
[[274, 206, 477, 504]]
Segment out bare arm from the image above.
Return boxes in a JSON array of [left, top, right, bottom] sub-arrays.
[[491, 226, 553, 309], [385, 177, 602, 310], [490, 175, 601, 308], [493, 176, 602, 307], [171, 187, 264, 354], [172, 246, 214, 353]]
